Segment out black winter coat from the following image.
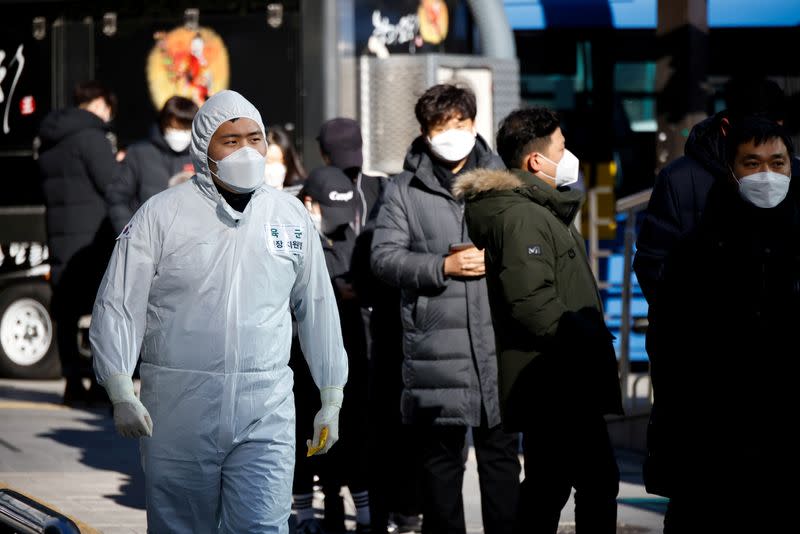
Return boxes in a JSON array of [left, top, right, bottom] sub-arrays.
[[634, 115, 729, 306], [38, 108, 116, 285], [107, 126, 193, 234], [371, 135, 504, 427], [644, 178, 800, 496], [634, 114, 800, 381]]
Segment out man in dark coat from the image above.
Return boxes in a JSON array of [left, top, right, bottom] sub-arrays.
[[371, 84, 520, 534], [652, 117, 797, 532], [457, 107, 623, 534], [37, 80, 118, 404], [107, 96, 198, 234], [634, 78, 797, 385]]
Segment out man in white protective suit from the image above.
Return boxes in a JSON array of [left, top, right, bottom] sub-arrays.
[[89, 90, 348, 533]]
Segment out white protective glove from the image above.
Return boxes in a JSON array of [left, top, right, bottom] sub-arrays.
[[307, 386, 343, 455], [104, 374, 153, 438]]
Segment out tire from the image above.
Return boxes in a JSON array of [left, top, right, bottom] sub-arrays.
[[0, 282, 61, 379]]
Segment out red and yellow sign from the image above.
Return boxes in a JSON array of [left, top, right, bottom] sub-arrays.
[[418, 0, 449, 45], [147, 26, 230, 110]]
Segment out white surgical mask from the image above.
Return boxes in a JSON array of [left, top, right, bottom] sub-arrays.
[[428, 129, 476, 163], [538, 149, 580, 188], [264, 162, 287, 189], [734, 170, 791, 209], [208, 146, 266, 194], [164, 128, 192, 152]]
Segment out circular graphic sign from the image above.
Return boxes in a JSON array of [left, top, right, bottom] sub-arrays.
[[147, 26, 230, 110], [418, 0, 448, 45]]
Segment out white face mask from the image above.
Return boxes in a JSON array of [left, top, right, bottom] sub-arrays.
[[208, 146, 266, 194], [264, 162, 287, 189], [164, 128, 192, 153], [428, 129, 476, 163], [538, 149, 580, 188], [734, 170, 791, 208]]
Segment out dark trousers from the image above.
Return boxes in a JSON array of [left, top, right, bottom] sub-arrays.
[[420, 421, 520, 534], [52, 269, 101, 382], [517, 414, 619, 534], [663, 455, 792, 534]]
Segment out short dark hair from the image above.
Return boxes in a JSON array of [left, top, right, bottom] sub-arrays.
[[414, 84, 477, 133], [724, 77, 787, 123], [73, 80, 117, 117], [496, 107, 560, 169], [725, 115, 794, 165], [159, 96, 199, 132]]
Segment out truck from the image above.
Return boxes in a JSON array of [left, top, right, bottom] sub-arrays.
[[0, 1, 306, 378]]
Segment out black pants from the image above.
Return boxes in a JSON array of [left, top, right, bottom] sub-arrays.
[[663, 454, 792, 534], [420, 421, 520, 534], [52, 260, 104, 382], [518, 414, 619, 534], [367, 304, 423, 532]]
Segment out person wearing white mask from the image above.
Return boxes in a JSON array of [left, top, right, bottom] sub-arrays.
[[455, 106, 623, 534], [265, 125, 307, 193], [371, 84, 521, 534], [107, 96, 199, 234], [90, 90, 348, 533], [643, 116, 797, 533]]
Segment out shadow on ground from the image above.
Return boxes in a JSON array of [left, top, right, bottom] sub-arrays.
[[38, 410, 145, 510]]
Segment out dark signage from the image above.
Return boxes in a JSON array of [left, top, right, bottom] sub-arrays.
[[355, 0, 474, 56]]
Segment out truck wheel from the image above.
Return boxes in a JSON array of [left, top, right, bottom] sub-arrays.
[[0, 283, 60, 379]]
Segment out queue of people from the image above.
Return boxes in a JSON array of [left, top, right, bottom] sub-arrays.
[[35, 76, 796, 534]]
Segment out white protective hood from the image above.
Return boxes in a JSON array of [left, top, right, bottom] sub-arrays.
[[190, 89, 268, 214]]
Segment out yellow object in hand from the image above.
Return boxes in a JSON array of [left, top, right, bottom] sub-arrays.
[[306, 426, 328, 457]]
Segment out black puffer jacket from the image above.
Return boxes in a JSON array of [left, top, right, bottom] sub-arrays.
[[635, 114, 800, 306], [371, 135, 504, 427], [634, 115, 727, 305], [38, 108, 116, 284], [634, 115, 800, 386], [107, 125, 193, 234], [644, 178, 800, 496]]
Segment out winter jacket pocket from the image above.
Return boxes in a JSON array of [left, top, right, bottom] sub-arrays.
[[413, 295, 429, 330]]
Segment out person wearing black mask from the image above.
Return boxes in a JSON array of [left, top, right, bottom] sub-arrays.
[[292, 167, 373, 534]]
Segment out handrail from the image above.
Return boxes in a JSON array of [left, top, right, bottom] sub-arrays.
[[615, 188, 652, 214], [614, 187, 652, 411]]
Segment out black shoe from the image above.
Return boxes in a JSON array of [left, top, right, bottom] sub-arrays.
[[391, 514, 421, 534], [355, 523, 372, 534], [62, 379, 88, 406]]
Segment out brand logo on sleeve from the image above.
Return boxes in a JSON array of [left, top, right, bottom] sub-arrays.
[[527, 245, 541, 256]]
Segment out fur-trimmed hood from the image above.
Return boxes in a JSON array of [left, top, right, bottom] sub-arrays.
[[457, 168, 584, 250], [452, 168, 525, 200]]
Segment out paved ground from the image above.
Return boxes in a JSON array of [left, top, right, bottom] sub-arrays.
[[0, 379, 666, 533]]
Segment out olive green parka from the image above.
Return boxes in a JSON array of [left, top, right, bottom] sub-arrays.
[[455, 168, 623, 430]]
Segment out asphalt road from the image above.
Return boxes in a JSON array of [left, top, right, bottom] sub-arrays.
[[0, 379, 666, 533]]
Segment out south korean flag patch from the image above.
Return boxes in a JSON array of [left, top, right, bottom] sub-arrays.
[[267, 224, 305, 256], [117, 221, 133, 240]]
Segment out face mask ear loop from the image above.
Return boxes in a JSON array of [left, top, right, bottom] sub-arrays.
[[535, 153, 557, 181], [730, 167, 742, 186]]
